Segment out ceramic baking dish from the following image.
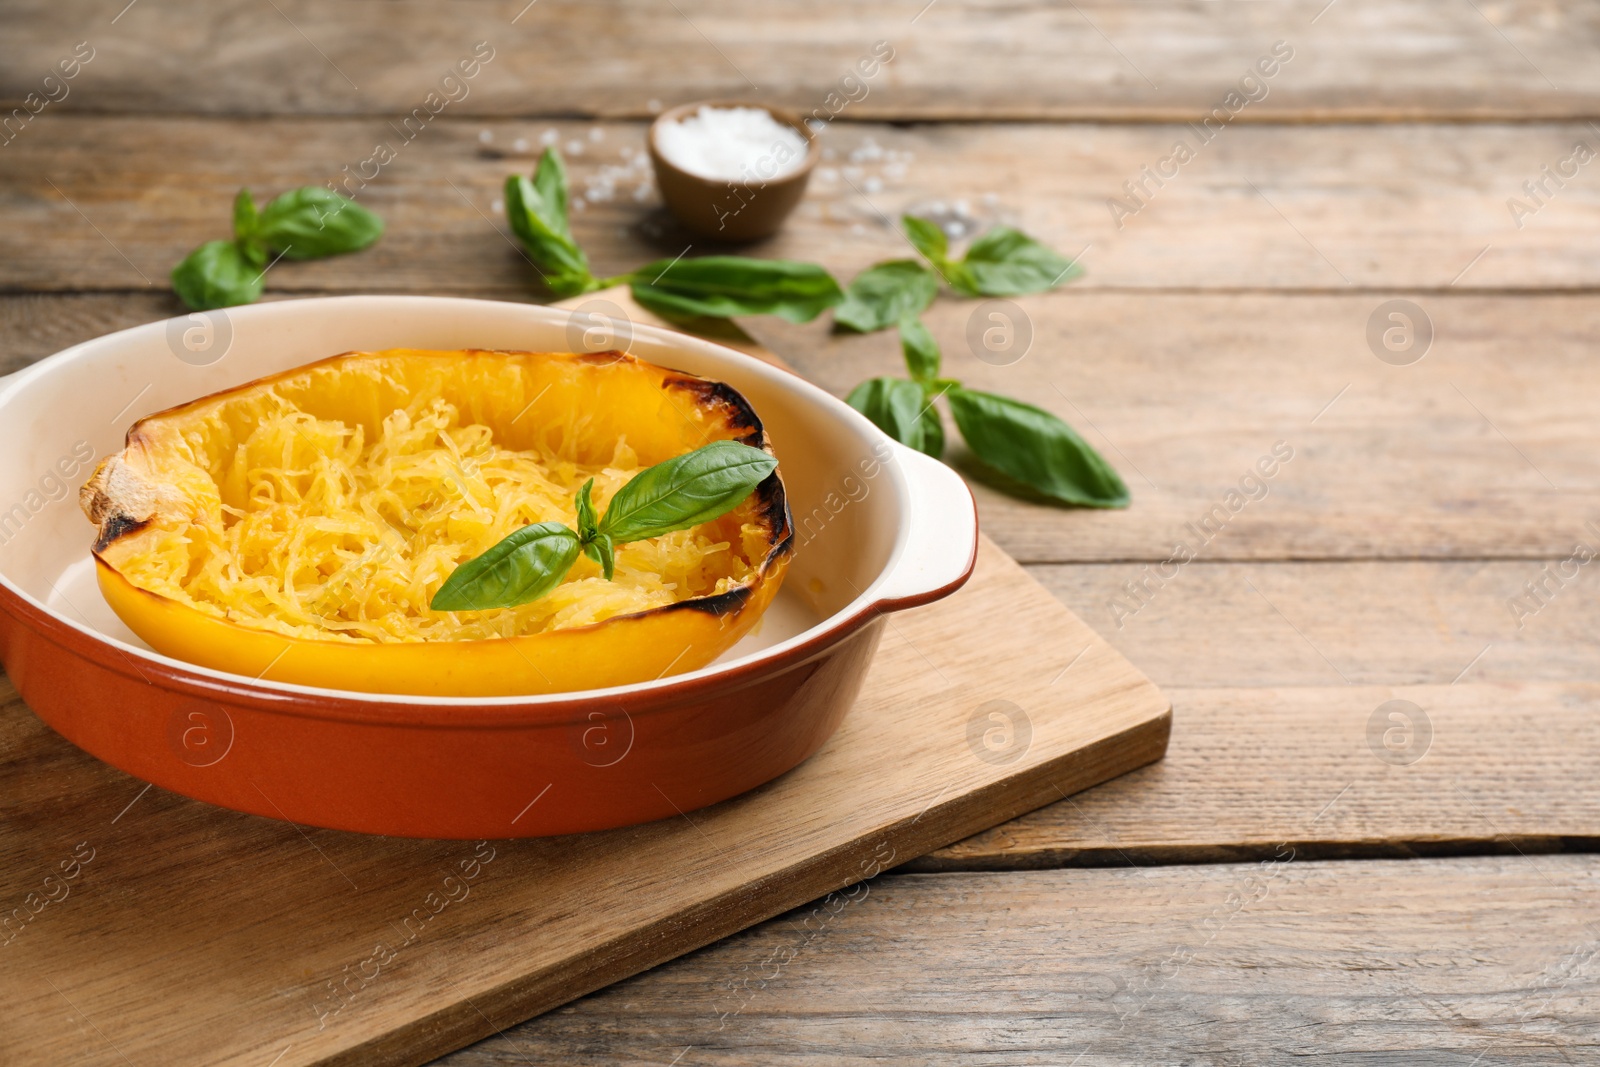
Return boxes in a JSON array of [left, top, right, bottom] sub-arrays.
[[0, 297, 977, 838]]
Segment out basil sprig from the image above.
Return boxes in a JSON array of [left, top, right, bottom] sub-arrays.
[[505, 149, 599, 298], [430, 440, 778, 611], [834, 259, 939, 333], [171, 186, 383, 310], [847, 316, 1127, 508], [623, 257, 843, 324], [492, 149, 1113, 508], [501, 148, 843, 321], [900, 214, 1081, 297], [947, 387, 1128, 508]]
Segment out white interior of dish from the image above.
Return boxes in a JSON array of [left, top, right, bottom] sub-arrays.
[[0, 296, 916, 704]]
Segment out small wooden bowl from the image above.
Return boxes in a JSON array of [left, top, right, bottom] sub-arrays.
[[648, 101, 820, 242]]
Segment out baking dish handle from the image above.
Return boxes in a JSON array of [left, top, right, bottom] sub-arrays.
[[872, 445, 980, 614]]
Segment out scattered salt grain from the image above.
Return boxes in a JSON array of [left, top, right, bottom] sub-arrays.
[[864, 176, 883, 194], [589, 128, 604, 142], [565, 140, 584, 155], [541, 129, 559, 146], [654, 106, 808, 183], [512, 137, 529, 152], [478, 129, 493, 143]]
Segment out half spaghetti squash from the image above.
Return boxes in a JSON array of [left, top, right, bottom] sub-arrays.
[[79, 348, 792, 695]]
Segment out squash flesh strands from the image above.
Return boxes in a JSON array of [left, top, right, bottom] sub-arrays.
[[80, 350, 791, 696]]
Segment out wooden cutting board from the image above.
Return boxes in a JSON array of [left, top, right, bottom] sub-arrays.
[[0, 296, 1170, 1067]]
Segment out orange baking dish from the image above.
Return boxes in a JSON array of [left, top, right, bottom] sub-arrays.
[[0, 297, 978, 838]]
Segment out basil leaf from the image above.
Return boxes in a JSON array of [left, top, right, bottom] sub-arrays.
[[574, 478, 616, 579], [956, 226, 1081, 297], [532, 147, 572, 238], [575, 478, 599, 541], [170, 240, 264, 311], [902, 215, 950, 267], [504, 172, 594, 297], [898, 316, 940, 382], [947, 387, 1127, 508], [598, 440, 778, 543], [628, 256, 843, 324], [834, 259, 938, 333], [846, 377, 944, 458], [257, 187, 383, 260], [232, 189, 260, 241], [585, 532, 615, 580], [430, 521, 581, 611]]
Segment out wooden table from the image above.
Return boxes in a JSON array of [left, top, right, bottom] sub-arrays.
[[5, 2, 1600, 1062]]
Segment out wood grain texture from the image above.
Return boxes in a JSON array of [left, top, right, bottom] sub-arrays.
[[918, 682, 1600, 868], [916, 559, 1600, 867], [15, 288, 1598, 563], [0, 539, 1170, 1067], [7, 1, 1600, 120], [434, 856, 1600, 1065], [8, 119, 1600, 293], [1033, 559, 1600, 689]]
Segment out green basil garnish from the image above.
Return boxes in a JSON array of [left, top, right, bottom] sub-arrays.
[[598, 440, 777, 542], [482, 147, 1120, 512], [946, 386, 1128, 508], [257, 187, 384, 260], [573, 477, 615, 579], [847, 377, 944, 459], [430, 521, 581, 612], [834, 260, 939, 333], [505, 152, 597, 297], [902, 215, 950, 272], [954, 226, 1082, 297], [500, 149, 848, 316], [899, 215, 1079, 298], [171, 186, 383, 311], [897, 315, 941, 382], [626, 256, 843, 324], [430, 440, 777, 611], [232, 189, 265, 268], [170, 240, 264, 311]]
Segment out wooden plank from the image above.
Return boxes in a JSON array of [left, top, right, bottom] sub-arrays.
[[7, 119, 1600, 293], [1029, 560, 1600, 689], [7, 1, 1600, 121], [0, 536, 1170, 1067], [919, 682, 1600, 868], [7, 288, 1599, 562], [765, 289, 1600, 563], [920, 559, 1600, 867], [432, 856, 1600, 1065]]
